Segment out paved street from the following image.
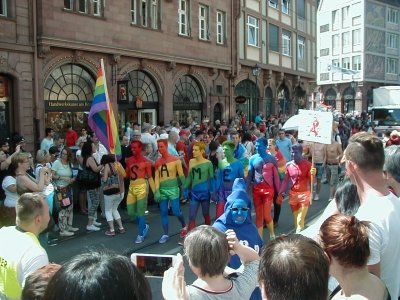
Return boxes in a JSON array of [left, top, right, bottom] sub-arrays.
[[48, 183, 331, 299]]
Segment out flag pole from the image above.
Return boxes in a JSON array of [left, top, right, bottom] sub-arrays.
[[100, 59, 122, 191], [310, 90, 316, 205]]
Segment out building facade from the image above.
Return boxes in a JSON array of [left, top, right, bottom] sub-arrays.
[[0, 0, 235, 150], [234, 0, 317, 122], [317, 0, 400, 115]]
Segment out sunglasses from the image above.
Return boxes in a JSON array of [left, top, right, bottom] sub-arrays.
[[230, 207, 250, 212]]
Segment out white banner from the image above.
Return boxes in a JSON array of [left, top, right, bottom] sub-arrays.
[[298, 109, 333, 144]]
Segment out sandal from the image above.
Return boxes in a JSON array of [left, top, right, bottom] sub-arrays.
[[118, 228, 126, 234], [105, 230, 115, 236]]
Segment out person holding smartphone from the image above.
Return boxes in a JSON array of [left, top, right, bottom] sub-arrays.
[[162, 226, 260, 300]]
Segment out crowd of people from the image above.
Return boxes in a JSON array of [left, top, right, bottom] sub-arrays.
[[1, 111, 400, 299]]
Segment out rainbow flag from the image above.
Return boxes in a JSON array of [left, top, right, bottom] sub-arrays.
[[88, 59, 121, 158]]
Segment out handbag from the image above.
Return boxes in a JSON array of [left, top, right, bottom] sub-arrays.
[[55, 186, 72, 208], [76, 161, 101, 190], [103, 163, 120, 196]]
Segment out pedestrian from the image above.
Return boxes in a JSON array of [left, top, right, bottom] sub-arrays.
[[154, 139, 187, 244], [101, 154, 126, 236], [0, 193, 50, 299], [125, 140, 155, 243], [278, 144, 315, 233]]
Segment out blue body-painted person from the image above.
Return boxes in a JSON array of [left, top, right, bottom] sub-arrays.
[[213, 178, 263, 300]]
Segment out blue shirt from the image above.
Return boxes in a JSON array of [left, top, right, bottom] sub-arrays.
[[275, 137, 292, 162]]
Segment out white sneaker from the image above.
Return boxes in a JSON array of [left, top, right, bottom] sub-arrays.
[[93, 221, 102, 226], [60, 231, 74, 237], [68, 226, 79, 232], [86, 225, 100, 231], [314, 195, 320, 201], [135, 235, 144, 244]]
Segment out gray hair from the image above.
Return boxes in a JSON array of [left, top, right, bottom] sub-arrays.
[[384, 145, 400, 183]]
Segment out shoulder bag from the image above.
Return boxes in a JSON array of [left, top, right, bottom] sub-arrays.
[[103, 163, 120, 196], [76, 158, 101, 190]]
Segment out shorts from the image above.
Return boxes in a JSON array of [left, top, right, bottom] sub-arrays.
[[253, 182, 274, 207], [191, 190, 210, 202], [127, 181, 147, 203], [160, 186, 180, 201], [315, 163, 324, 180], [327, 165, 339, 186], [288, 190, 311, 206]]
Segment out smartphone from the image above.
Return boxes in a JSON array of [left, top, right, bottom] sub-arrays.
[[131, 253, 177, 278]]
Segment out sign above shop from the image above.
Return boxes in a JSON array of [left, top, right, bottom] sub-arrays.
[[173, 102, 202, 110], [235, 96, 247, 104], [45, 100, 92, 111]]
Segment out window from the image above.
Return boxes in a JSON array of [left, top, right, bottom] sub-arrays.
[[269, 24, 279, 52], [199, 5, 209, 40], [297, 36, 305, 60], [216, 10, 225, 45], [179, 0, 189, 36], [387, 7, 399, 24], [320, 24, 329, 33], [387, 33, 399, 49], [342, 57, 350, 70], [64, 0, 73, 10], [352, 16, 361, 25], [320, 48, 329, 56], [352, 29, 361, 45], [342, 31, 350, 48], [282, 0, 290, 15], [342, 6, 349, 27], [352, 55, 361, 71], [141, 0, 147, 27], [78, 0, 87, 13], [131, 0, 137, 24], [247, 16, 259, 47], [332, 9, 339, 30], [64, 0, 104, 17], [269, 0, 278, 9], [332, 34, 340, 55], [151, 0, 159, 29], [282, 30, 291, 56], [332, 59, 340, 67], [93, 0, 101, 16], [386, 58, 398, 74], [298, 0, 305, 19]]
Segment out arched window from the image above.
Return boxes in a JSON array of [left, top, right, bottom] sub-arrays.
[[173, 75, 203, 125], [265, 87, 273, 117], [235, 79, 258, 121], [325, 88, 337, 108], [277, 84, 289, 115], [124, 70, 159, 103], [44, 64, 95, 101]]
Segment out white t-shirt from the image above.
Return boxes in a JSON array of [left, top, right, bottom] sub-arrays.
[[0, 226, 49, 290], [355, 192, 400, 298], [2, 176, 18, 208], [51, 159, 72, 187]]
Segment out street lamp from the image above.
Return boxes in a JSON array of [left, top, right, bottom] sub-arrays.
[[350, 80, 357, 115], [252, 63, 261, 120]]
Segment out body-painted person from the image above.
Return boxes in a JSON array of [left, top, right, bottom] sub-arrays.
[[215, 141, 244, 218], [278, 143, 316, 233], [246, 137, 280, 240], [154, 139, 187, 244], [185, 141, 215, 231], [125, 141, 155, 244], [213, 178, 263, 300]]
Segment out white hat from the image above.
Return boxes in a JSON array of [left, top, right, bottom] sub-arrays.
[[159, 133, 169, 139]]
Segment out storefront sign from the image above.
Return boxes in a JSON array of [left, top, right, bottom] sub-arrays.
[[45, 100, 92, 110], [235, 96, 247, 104], [173, 102, 202, 110]]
